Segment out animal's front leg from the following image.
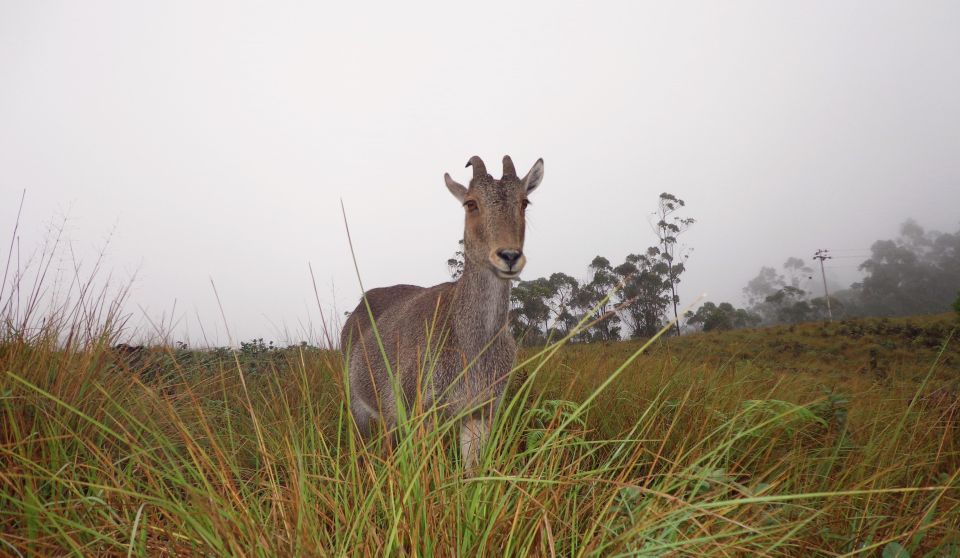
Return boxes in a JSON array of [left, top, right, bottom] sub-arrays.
[[460, 413, 489, 472]]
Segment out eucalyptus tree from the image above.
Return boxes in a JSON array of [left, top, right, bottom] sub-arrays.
[[574, 256, 621, 341], [653, 193, 694, 335], [613, 248, 672, 338]]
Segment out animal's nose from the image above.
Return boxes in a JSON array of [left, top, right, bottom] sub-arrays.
[[497, 249, 523, 267]]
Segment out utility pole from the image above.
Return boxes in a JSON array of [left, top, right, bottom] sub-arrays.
[[813, 249, 833, 321]]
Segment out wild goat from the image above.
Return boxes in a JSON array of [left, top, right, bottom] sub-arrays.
[[341, 155, 544, 468]]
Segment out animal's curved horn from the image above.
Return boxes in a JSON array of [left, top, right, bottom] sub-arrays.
[[501, 155, 516, 178], [465, 156, 487, 180]]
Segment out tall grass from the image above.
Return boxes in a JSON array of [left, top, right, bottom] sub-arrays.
[[1, 232, 958, 555]]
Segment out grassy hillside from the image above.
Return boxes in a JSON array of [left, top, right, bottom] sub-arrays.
[[534, 315, 959, 435], [1, 314, 958, 556]]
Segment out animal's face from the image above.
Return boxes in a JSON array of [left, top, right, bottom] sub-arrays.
[[444, 156, 544, 280]]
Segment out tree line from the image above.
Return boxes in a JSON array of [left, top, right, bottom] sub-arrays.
[[448, 198, 959, 342], [693, 219, 960, 333]]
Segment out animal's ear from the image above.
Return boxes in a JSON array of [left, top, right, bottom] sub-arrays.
[[444, 173, 467, 203], [523, 158, 544, 194]]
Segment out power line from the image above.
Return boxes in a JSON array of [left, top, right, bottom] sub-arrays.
[[824, 264, 865, 269]]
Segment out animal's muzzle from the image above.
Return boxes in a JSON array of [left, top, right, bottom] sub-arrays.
[[496, 249, 523, 269]]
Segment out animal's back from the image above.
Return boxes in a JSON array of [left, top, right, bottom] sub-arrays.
[[340, 284, 425, 352]]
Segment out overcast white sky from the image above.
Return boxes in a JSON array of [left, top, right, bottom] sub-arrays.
[[2, 1, 959, 345]]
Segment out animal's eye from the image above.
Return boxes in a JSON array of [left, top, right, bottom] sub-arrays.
[[521, 199, 531, 210], [464, 200, 478, 212]]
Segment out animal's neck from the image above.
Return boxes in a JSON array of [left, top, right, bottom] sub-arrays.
[[453, 259, 512, 345]]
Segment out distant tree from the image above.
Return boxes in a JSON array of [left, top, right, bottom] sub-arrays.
[[953, 291, 960, 320], [613, 248, 672, 338], [545, 272, 580, 338], [765, 286, 812, 324], [447, 239, 465, 280], [686, 302, 761, 332], [782, 257, 815, 291], [573, 256, 621, 342], [508, 273, 585, 345], [827, 288, 862, 317], [735, 306, 763, 329], [743, 266, 784, 309], [509, 278, 554, 344], [743, 257, 818, 324], [653, 193, 695, 335], [857, 220, 960, 316], [809, 296, 843, 321]]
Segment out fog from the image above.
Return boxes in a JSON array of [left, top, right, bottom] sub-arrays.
[[2, 1, 959, 345]]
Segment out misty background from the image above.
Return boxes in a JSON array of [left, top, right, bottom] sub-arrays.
[[2, 1, 959, 345]]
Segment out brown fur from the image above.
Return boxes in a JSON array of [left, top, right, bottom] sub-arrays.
[[340, 155, 544, 467]]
